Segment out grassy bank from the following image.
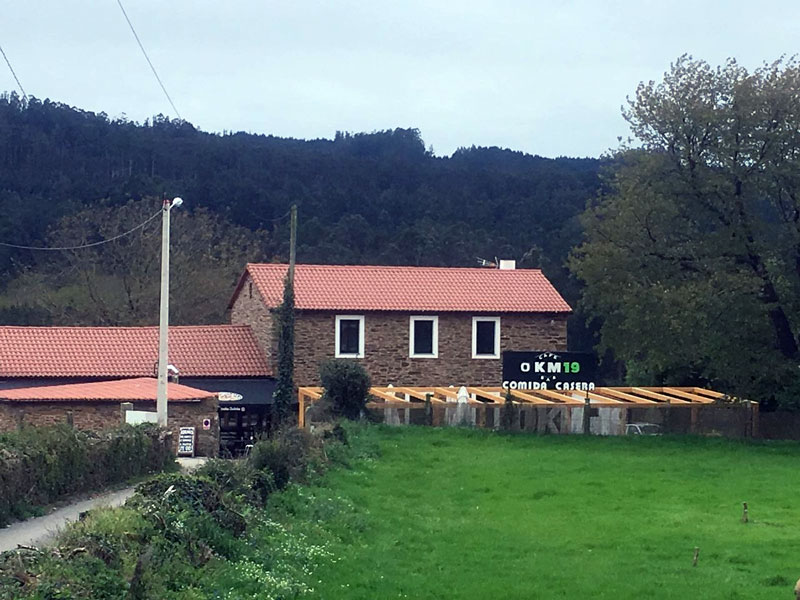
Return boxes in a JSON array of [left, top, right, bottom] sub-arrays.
[[308, 427, 800, 599], [3, 426, 799, 599], [0, 424, 378, 600]]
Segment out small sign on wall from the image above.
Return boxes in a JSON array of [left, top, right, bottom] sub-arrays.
[[202, 418, 211, 431], [178, 426, 196, 457]]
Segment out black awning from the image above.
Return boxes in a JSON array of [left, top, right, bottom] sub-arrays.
[[179, 377, 276, 406]]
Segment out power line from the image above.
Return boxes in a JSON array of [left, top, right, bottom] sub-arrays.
[[0, 209, 162, 251], [115, 0, 182, 120], [0, 42, 27, 102]]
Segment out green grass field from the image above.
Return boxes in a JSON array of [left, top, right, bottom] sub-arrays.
[[306, 427, 800, 599]]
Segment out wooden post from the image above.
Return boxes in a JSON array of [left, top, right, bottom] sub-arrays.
[[298, 390, 305, 428], [582, 394, 591, 434], [750, 402, 760, 439], [425, 393, 433, 426]]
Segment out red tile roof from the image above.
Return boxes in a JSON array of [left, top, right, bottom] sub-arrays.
[[234, 263, 572, 313], [0, 377, 214, 403], [0, 325, 270, 378]]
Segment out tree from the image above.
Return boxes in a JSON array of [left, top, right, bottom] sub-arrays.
[[2, 198, 269, 325], [571, 56, 800, 405], [272, 274, 295, 424]]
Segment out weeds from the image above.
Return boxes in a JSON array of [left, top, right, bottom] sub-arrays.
[[0, 421, 378, 600]]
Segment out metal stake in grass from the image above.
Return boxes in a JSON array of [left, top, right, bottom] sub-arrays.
[[692, 547, 699, 567], [742, 502, 749, 524]]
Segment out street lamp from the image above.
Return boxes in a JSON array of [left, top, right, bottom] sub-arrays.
[[157, 197, 183, 427]]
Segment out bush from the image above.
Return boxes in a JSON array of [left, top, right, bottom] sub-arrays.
[[249, 428, 321, 491], [0, 424, 175, 527], [319, 359, 372, 420]]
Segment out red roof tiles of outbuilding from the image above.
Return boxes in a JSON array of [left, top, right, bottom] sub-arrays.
[[0, 325, 270, 378], [0, 377, 214, 403], [234, 263, 572, 313]]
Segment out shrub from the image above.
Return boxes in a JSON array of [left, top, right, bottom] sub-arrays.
[[0, 424, 175, 527], [249, 428, 321, 490], [319, 359, 371, 420]]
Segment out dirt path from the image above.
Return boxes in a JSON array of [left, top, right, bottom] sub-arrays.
[[0, 457, 207, 553], [0, 487, 136, 553]]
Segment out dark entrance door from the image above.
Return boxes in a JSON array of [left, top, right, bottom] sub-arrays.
[[219, 405, 272, 456]]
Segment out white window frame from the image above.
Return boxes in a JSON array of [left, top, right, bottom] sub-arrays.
[[472, 316, 501, 359], [335, 315, 365, 358], [409, 315, 439, 358]]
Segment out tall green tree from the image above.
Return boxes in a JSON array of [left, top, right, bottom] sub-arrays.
[[571, 56, 800, 405], [272, 274, 295, 425]]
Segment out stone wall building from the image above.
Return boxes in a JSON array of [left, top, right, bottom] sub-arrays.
[[0, 378, 219, 456], [230, 263, 570, 387], [0, 325, 273, 455]]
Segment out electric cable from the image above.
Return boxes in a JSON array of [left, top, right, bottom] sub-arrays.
[[0, 42, 27, 102], [115, 0, 182, 120], [0, 209, 162, 251]]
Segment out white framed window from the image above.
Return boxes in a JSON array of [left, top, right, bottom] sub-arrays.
[[472, 316, 500, 359], [335, 315, 365, 358], [409, 316, 438, 358]]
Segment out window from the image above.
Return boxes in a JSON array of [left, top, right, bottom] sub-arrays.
[[472, 316, 500, 359], [409, 316, 438, 358], [335, 315, 365, 358]]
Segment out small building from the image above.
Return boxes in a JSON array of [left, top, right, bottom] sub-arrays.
[[0, 325, 274, 454], [230, 263, 571, 386], [0, 377, 219, 456]]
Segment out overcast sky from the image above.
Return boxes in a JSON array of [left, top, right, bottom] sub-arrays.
[[2, 1, 798, 158]]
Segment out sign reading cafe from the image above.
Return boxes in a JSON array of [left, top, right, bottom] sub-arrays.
[[502, 351, 597, 391]]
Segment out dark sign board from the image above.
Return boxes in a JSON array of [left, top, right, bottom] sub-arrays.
[[502, 351, 597, 391], [177, 426, 196, 457]]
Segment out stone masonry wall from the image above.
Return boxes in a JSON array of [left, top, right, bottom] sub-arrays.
[[230, 272, 568, 387], [0, 398, 219, 457], [293, 311, 567, 386], [230, 273, 277, 372]]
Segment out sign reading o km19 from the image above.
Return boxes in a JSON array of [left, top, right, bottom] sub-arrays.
[[502, 351, 596, 391]]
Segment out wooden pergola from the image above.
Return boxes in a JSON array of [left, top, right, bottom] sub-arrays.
[[297, 386, 726, 427]]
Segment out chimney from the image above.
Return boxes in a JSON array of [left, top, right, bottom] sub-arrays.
[[498, 260, 516, 270]]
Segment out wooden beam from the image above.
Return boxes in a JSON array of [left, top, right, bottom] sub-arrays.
[[395, 387, 446, 404], [527, 388, 585, 405], [692, 387, 726, 399], [631, 387, 691, 404], [298, 387, 322, 401], [369, 388, 411, 404], [598, 388, 658, 404], [467, 387, 507, 404], [563, 389, 627, 404], [373, 387, 409, 401], [434, 387, 461, 401], [506, 389, 554, 405], [656, 388, 715, 404]]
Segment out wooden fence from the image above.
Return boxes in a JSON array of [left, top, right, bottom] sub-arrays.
[[298, 385, 766, 438]]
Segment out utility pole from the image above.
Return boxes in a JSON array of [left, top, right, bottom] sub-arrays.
[[288, 204, 297, 286], [157, 197, 183, 427]]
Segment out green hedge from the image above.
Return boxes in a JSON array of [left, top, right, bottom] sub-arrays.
[[0, 424, 175, 526]]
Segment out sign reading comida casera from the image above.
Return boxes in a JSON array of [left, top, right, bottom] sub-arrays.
[[502, 351, 597, 391]]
